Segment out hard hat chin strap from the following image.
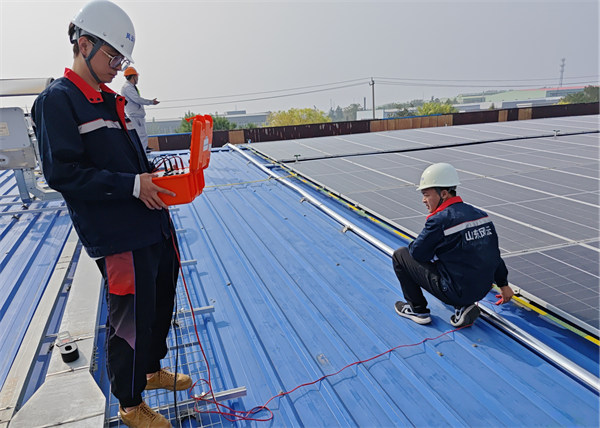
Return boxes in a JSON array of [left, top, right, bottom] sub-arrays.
[[434, 186, 457, 209], [82, 40, 104, 84], [435, 187, 444, 209], [73, 28, 104, 85]]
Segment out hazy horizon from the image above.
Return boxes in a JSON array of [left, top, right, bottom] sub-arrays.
[[1, 0, 598, 121]]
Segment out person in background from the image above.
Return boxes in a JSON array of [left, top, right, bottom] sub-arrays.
[[32, 1, 189, 426], [393, 163, 514, 327], [121, 66, 159, 153]]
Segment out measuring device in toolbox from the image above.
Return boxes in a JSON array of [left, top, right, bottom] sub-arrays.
[[152, 114, 213, 205]]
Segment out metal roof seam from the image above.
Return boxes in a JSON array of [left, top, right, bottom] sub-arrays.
[[180, 200, 333, 424], [186, 156, 574, 426], [190, 189, 457, 425], [228, 143, 600, 396]]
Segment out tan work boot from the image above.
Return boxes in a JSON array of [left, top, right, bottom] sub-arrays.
[[119, 401, 172, 428], [145, 368, 193, 391]]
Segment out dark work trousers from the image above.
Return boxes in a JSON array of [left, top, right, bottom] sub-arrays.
[[392, 246, 453, 313], [96, 234, 179, 408]]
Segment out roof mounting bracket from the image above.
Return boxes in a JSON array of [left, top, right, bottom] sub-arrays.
[[0, 107, 61, 204]]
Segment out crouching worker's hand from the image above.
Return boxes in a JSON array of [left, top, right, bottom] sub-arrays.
[[495, 285, 514, 305], [138, 173, 176, 210]]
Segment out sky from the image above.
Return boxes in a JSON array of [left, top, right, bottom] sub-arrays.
[[1, 0, 599, 121]]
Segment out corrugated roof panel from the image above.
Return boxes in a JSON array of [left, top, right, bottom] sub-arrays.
[[3, 145, 598, 426], [269, 127, 600, 334], [104, 149, 598, 426], [0, 170, 71, 391]]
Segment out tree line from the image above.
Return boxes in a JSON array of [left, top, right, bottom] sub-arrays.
[[175, 86, 598, 131]]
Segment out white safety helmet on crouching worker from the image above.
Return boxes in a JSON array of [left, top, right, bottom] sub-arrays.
[[417, 163, 460, 191], [70, 0, 136, 66]]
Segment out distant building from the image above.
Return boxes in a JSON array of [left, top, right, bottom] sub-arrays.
[[217, 110, 269, 128], [483, 86, 585, 103], [456, 86, 585, 104], [356, 109, 404, 120], [454, 86, 586, 112], [453, 98, 563, 112], [145, 119, 181, 135], [145, 110, 270, 136]]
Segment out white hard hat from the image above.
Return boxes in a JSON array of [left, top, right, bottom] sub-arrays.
[[417, 163, 460, 190], [71, 0, 135, 63]]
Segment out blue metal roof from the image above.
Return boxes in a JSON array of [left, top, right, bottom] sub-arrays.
[[0, 169, 71, 392], [101, 148, 598, 426], [2, 147, 598, 426]]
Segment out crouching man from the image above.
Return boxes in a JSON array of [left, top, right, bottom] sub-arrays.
[[393, 163, 514, 327]]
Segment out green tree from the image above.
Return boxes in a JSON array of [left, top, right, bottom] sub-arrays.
[[328, 106, 344, 122], [390, 99, 424, 110], [267, 108, 332, 126], [175, 110, 196, 133], [558, 86, 599, 104], [390, 108, 413, 118], [342, 103, 362, 121], [212, 115, 237, 130], [417, 102, 458, 116], [409, 99, 425, 108]]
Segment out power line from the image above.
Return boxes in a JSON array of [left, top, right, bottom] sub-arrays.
[[376, 80, 599, 88], [152, 82, 367, 111], [374, 75, 600, 83], [157, 75, 599, 107], [149, 74, 599, 116], [160, 78, 370, 103]]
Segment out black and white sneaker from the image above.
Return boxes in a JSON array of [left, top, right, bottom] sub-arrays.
[[395, 301, 431, 325], [450, 304, 481, 327]]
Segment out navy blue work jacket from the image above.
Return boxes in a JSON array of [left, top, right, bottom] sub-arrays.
[[409, 196, 509, 306], [32, 69, 171, 257]]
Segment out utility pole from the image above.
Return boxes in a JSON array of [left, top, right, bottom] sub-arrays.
[[559, 58, 566, 88], [370, 77, 375, 119]]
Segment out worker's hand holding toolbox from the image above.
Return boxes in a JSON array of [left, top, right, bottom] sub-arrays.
[[151, 115, 213, 205]]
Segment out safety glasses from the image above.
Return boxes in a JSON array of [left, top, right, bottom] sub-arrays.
[[98, 46, 130, 70]]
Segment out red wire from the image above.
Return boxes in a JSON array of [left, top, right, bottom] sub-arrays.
[[170, 231, 471, 422]]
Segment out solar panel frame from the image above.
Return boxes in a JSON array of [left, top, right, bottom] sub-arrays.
[[252, 115, 600, 162]]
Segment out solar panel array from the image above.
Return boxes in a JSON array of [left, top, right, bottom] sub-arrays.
[[254, 115, 599, 162], [252, 115, 600, 334]]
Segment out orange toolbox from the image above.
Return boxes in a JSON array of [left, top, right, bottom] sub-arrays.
[[152, 114, 213, 205]]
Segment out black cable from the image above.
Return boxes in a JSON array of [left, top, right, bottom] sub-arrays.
[[170, 224, 182, 426], [376, 80, 599, 88], [160, 77, 370, 103], [155, 75, 600, 105], [373, 74, 600, 82], [151, 82, 366, 111], [173, 277, 180, 424]]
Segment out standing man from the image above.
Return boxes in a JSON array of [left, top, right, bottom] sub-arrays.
[[393, 163, 514, 327], [32, 1, 190, 427], [121, 66, 159, 153]]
